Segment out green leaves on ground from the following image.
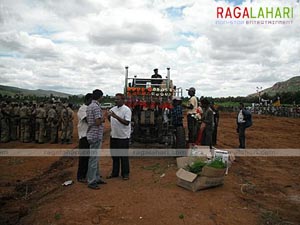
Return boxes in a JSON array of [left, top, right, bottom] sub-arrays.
[[179, 213, 184, 219], [187, 160, 206, 174], [207, 158, 226, 169], [187, 158, 226, 174]]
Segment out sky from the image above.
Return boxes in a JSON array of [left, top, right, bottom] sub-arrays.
[[0, 0, 299, 97]]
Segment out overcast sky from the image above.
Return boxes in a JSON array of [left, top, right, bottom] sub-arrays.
[[0, 0, 299, 97]]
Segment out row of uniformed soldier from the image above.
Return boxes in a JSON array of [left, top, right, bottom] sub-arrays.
[[0, 101, 74, 144]]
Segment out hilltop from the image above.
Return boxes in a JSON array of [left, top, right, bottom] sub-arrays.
[[249, 76, 300, 97], [0, 85, 71, 98]]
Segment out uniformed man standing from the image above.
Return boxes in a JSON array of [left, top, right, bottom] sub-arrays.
[[44, 100, 52, 142], [20, 102, 31, 142], [30, 102, 37, 142], [56, 101, 63, 132], [10, 102, 20, 141], [66, 103, 74, 144], [35, 103, 46, 144], [61, 104, 67, 144], [61, 103, 74, 144], [0, 102, 10, 143], [47, 104, 58, 143]]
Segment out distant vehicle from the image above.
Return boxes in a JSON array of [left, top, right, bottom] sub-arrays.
[[101, 103, 114, 110]]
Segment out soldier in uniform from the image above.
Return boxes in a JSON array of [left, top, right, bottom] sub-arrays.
[[7, 102, 13, 140], [10, 102, 20, 141], [61, 103, 74, 144], [44, 100, 53, 142], [0, 102, 10, 142], [30, 102, 37, 142], [47, 104, 59, 144], [60, 103, 67, 144], [20, 102, 31, 142], [35, 103, 46, 144], [66, 103, 74, 144], [56, 101, 63, 133]]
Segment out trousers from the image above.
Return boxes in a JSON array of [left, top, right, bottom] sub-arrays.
[[87, 139, 102, 185], [110, 137, 130, 178], [77, 137, 90, 180], [238, 123, 246, 149]]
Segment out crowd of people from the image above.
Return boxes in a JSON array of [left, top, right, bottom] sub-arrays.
[[0, 101, 74, 144], [181, 88, 252, 149], [76, 86, 222, 190], [1, 85, 252, 190], [171, 87, 220, 149], [253, 105, 300, 118], [219, 105, 300, 118]]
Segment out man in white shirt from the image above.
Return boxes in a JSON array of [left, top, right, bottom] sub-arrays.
[[185, 87, 198, 143], [77, 93, 92, 182], [107, 93, 132, 180]]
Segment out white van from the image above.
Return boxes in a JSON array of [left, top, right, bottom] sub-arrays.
[[101, 103, 114, 109]]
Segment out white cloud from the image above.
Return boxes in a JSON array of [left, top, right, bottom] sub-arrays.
[[87, 8, 173, 46]]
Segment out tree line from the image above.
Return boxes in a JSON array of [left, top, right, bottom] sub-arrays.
[[212, 91, 300, 106], [2, 91, 300, 107]]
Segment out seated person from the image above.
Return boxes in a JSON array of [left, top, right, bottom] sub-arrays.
[[151, 68, 162, 86]]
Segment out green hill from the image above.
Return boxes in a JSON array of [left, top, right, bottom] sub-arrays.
[[249, 76, 300, 97], [0, 85, 71, 98]]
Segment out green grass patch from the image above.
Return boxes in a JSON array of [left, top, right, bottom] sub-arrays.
[[260, 210, 291, 225], [54, 212, 62, 220]]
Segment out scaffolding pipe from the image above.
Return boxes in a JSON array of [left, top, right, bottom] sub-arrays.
[[166, 67, 170, 90], [125, 66, 129, 96]]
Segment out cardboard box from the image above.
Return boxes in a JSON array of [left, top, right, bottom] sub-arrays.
[[176, 166, 226, 192], [176, 157, 195, 169], [201, 166, 227, 177], [213, 149, 235, 175], [187, 145, 212, 158], [176, 156, 206, 169], [213, 149, 229, 164]]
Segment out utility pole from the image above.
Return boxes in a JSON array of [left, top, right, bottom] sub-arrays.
[[256, 86, 262, 104]]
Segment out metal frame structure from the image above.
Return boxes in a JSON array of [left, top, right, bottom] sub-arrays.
[[123, 67, 185, 147]]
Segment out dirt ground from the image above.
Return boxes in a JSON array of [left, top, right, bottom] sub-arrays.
[[0, 112, 300, 225]]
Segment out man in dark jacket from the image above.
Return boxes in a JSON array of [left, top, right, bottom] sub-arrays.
[[200, 98, 214, 149], [211, 102, 219, 145], [236, 103, 252, 149]]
